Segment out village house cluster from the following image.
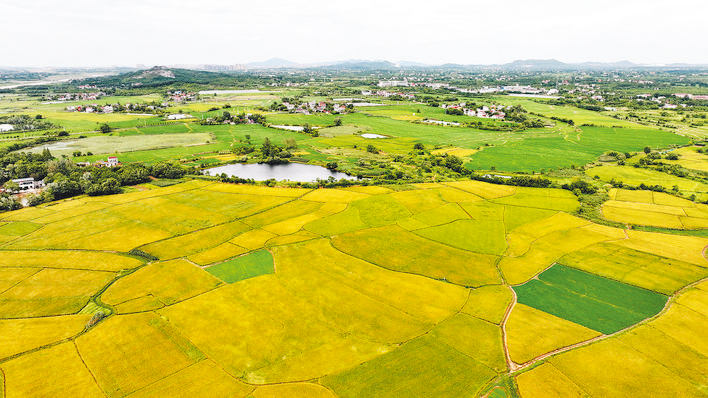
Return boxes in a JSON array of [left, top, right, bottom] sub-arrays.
[[50, 92, 106, 102], [76, 156, 122, 168], [66, 102, 165, 114], [166, 91, 197, 103], [361, 90, 416, 100], [441, 103, 510, 119], [635, 94, 698, 109], [282, 101, 349, 115]]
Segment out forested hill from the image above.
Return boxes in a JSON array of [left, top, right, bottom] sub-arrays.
[[70, 66, 253, 90]]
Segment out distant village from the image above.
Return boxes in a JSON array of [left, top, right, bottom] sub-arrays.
[[56, 90, 196, 115]]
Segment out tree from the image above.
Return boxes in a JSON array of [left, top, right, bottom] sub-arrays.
[[643, 146, 651, 154], [261, 137, 274, 158], [413, 143, 425, 150], [366, 144, 378, 154], [119, 163, 151, 185], [3, 181, 19, 193], [334, 118, 342, 127], [151, 161, 186, 179], [99, 123, 112, 133], [326, 162, 338, 170]]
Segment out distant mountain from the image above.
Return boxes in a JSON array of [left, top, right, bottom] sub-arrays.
[[501, 59, 571, 70], [316, 60, 400, 70], [397, 60, 430, 67], [247, 58, 299, 68]]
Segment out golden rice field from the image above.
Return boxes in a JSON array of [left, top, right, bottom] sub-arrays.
[[603, 188, 708, 229], [0, 180, 706, 397]]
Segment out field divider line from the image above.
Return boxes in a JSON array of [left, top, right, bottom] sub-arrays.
[[500, 286, 520, 372], [510, 274, 708, 374], [131, 195, 303, 252], [0, 268, 42, 296], [328, 235, 485, 289], [73, 340, 108, 398]]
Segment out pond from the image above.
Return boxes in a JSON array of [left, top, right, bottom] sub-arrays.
[[361, 133, 387, 139], [203, 162, 357, 182]]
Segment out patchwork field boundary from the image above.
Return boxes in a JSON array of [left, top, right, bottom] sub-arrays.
[[509, 275, 708, 374], [72, 341, 103, 395]]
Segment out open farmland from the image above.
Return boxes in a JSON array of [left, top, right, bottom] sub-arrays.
[[0, 180, 706, 397], [602, 188, 708, 228]]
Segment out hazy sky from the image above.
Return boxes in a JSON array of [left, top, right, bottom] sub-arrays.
[[3, 0, 707, 67]]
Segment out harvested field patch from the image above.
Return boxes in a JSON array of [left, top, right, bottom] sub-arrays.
[[500, 227, 609, 285], [230, 229, 278, 250], [445, 180, 516, 199], [204, 183, 310, 197], [1, 342, 105, 398], [140, 220, 250, 260], [506, 304, 600, 364], [265, 230, 321, 247], [125, 360, 253, 398], [462, 285, 513, 324], [549, 335, 701, 397], [252, 383, 334, 398], [617, 230, 708, 266], [332, 224, 500, 286], [560, 242, 707, 294], [301, 189, 370, 203], [76, 312, 205, 397], [0, 250, 141, 272], [397, 203, 470, 230], [390, 189, 447, 214], [492, 192, 578, 212], [274, 239, 467, 340], [434, 187, 484, 203], [0, 268, 114, 318], [187, 242, 248, 266], [160, 275, 388, 383], [321, 334, 497, 398], [102, 259, 222, 311], [430, 313, 506, 372], [414, 219, 507, 255], [516, 362, 590, 398], [241, 199, 322, 228], [0, 314, 91, 359]]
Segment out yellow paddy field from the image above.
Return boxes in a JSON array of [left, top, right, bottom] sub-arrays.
[[0, 180, 706, 397], [602, 188, 708, 229]]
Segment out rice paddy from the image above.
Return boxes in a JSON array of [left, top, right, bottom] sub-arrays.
[[0, 179, 706, 397]]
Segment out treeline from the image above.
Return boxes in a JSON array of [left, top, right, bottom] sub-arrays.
[[472, 174, 552, 188], [1, 150, 192, 211], [0, 114, 57, 131]]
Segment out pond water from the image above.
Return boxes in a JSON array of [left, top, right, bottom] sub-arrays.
[[361, 133, 387, 139], [270, 125, 320, 132], [423, 120, 460, 126], [204, 162, 357, 182]]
